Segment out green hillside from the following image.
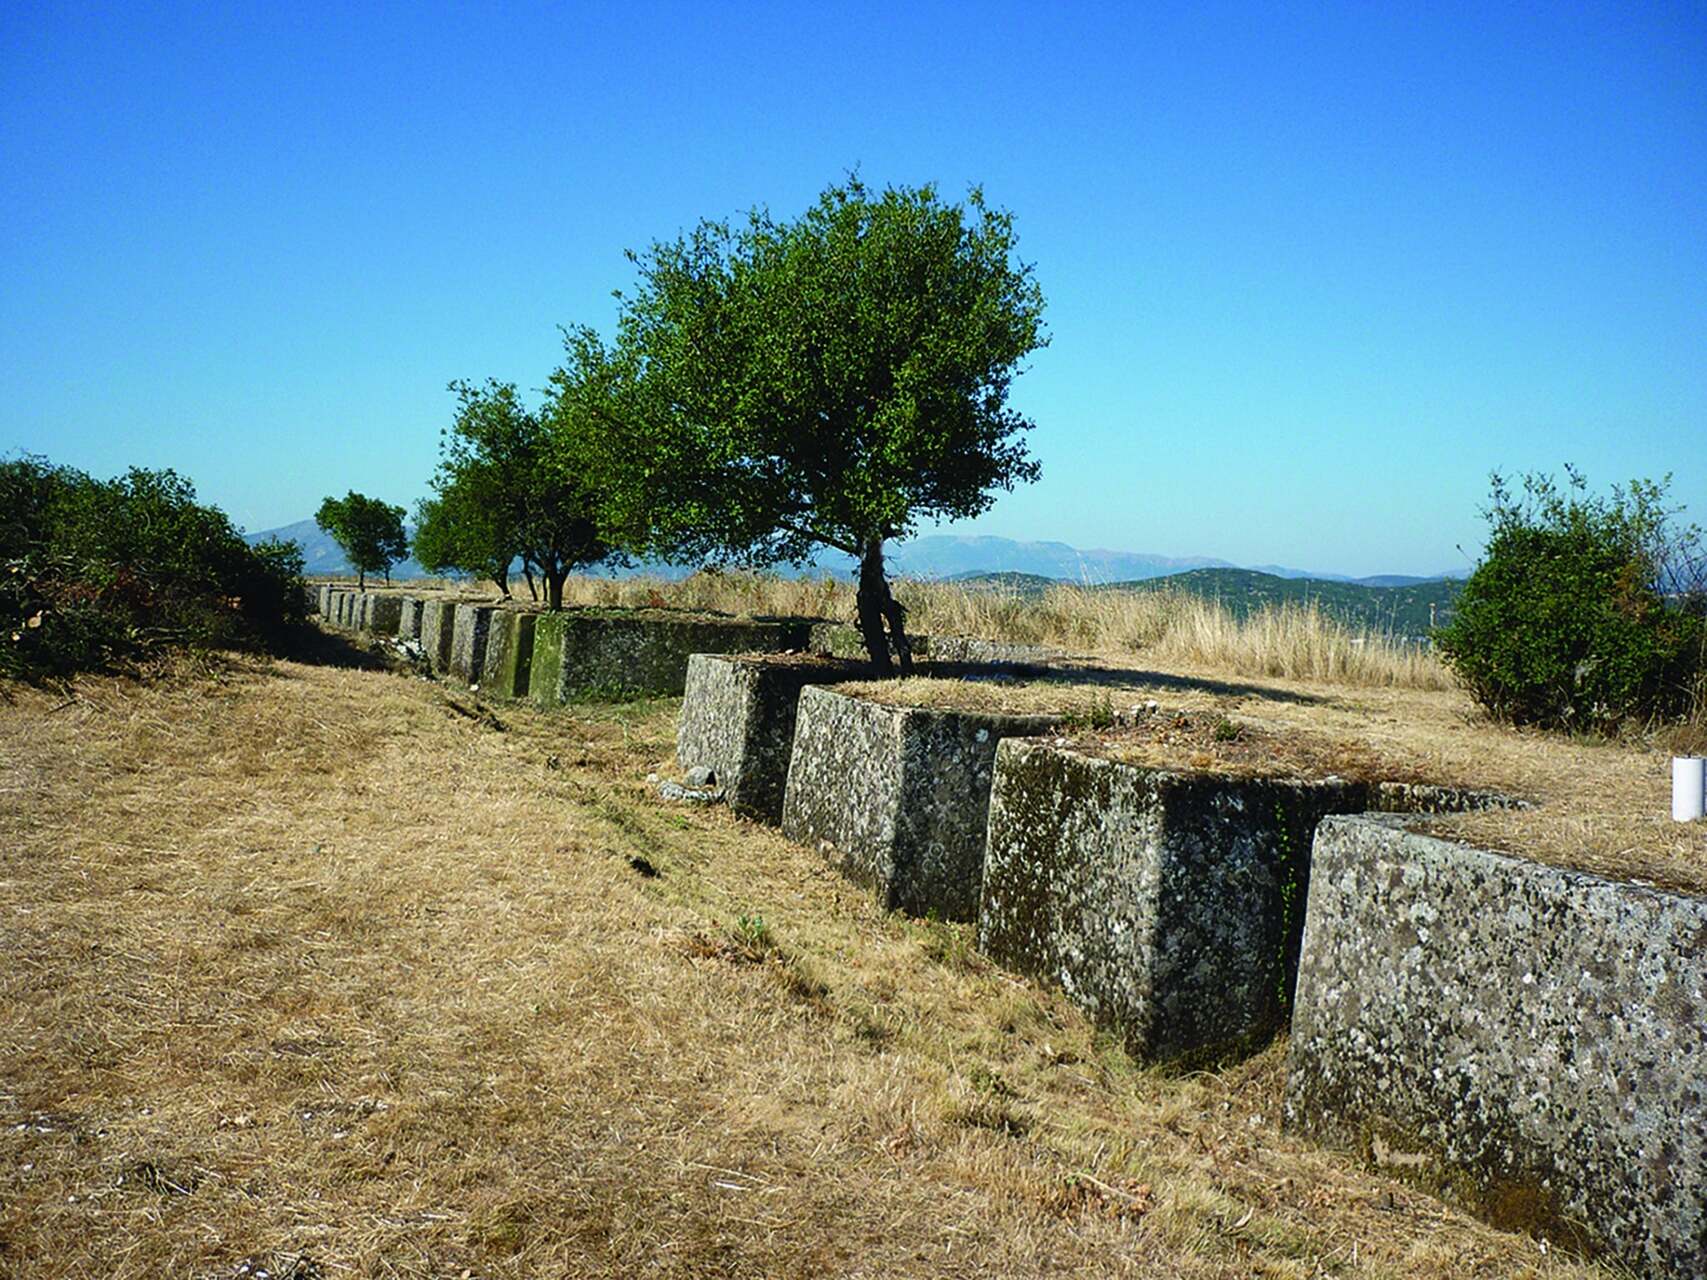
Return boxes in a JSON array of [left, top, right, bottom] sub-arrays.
[[1109, 568, 1460, 638]]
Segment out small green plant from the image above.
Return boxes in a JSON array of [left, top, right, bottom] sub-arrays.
[[733, 913, 773, 956], [1212, 717, 1242, 742]]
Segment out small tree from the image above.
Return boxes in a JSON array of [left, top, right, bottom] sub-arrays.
[[561, 176, 1047, 674], [427, 380, 613, 611], [411, 478, 514, 598], [315, 491, 407, 589], [1436, 468, 1705, 730]]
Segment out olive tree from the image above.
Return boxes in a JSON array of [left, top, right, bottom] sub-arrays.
[[560, 177, 1046, 674], [314, 491, 408, 588], [426, 379, 612, 610]]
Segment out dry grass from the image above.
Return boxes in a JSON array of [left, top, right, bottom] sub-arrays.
[[0, 656, 1613, 1279], [326, 570, 1453, 691]]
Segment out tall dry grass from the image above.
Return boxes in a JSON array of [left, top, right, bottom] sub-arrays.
[[553, 571, 1455, 691]]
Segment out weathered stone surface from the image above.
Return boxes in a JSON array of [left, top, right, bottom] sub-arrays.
[[365, 595, 403, 635], [331, 591, 355, 628], [397, 597, 424, 641], [529, 612, 813, 705], [447, 604, 495, 685], [1285, 815, 1707, 1276], [355, 593, 375, 631], [930, 636, 1061, 667], [782, 686, 1057, 920], [317, 585, 334, 617], [676, 654, 870, 823], [808, 623, 934, 661], [980, 742, 1368, 1066], [419, 600, 457, 674], [479, 611, 536, 699]]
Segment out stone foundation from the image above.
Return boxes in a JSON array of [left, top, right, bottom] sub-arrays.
[[1285, 815, 1707, 1277], [317, 585, 335, 617], [480, 611, 536, 699], [365, 595, 403, 635], [677, 654, 871, 823], [419, 600, 457, 674], [979, 742, 1369, 1066], [781, 686, 1057, 920], [529, 612, 813, 705], [398, 597, 424, 641], [448, 604, 496, 685]]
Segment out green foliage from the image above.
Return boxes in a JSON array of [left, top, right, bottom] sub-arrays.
[[426, 379, 614, 609], [556, 175, 1046, 669], [1, 456, 307, 680], [314, 491, 407, 589], [1435, 469, 1705, 730]]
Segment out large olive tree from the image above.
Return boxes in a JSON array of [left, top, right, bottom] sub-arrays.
[[560, 177, 1046, 674]]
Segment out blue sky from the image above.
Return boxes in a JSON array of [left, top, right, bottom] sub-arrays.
[[3, 1, 1702, 577]]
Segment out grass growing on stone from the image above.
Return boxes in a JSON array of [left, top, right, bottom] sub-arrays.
[[1, 657, 1608, 1279]]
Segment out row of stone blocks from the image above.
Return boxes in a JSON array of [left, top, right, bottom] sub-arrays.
[[676, 653, 1705, 1275], [314, 588, 816, 701]]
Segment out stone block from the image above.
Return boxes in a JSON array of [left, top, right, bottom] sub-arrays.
[[677, 653, 871, 823], [365, 595, 403, 635], [317, 585, 334, 617], [806, 623, 1057, 669], [397, 597, 424, 641], [1285, 815, 1707, 1277], [329, 591, 353, 628], [419, 599, 457, 674], [448, 604, 496, 685], [529, 611, 813, 705], [979, 742, 1368, 1066], [480, 611, 537, 699], [808, 623, 934, 661], [781, 686, 1057, 920], [355, 594, 375, 630]]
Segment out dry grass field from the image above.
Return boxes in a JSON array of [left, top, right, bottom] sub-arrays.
[[0, 637, 1631, 1279]]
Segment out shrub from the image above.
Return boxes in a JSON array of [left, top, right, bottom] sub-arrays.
[[1435, 469, 1705, 730], [1, 456, 308, 681]]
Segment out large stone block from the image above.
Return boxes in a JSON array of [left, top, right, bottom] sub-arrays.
[[980, 742, 1368, 1066], [448, 604, 496, 685], [365, 595, 403, 635], [677, 654, 870, 823], [1285, 815, 1707, 1277], [480, 611, 536, 699], [781, 686, 1057, 920], [529, 611, 813, 705], [330, 591, 355, 628], [317, 585, 334, 617], [807, 623, 934, 661], [355, 593, 375, 630], [419, 600, 457, 674], [397, 597, 424, 640], [806, 623, 1057, 669]]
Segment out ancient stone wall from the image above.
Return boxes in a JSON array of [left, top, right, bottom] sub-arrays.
[[530, 613, 813, 705], [781, 686, 1057, 920], [448, 604, 496, 686], [981, 742, 1367, 1066], [677, 654, 870, 823], [480, 611, 536, 699], [419, 600, 457, 674], [1286, 815, 1707, 1277]]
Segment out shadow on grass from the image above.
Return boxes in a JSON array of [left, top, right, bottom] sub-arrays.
[[917, 658, 1331, 706], [272, 622, 394, 672]]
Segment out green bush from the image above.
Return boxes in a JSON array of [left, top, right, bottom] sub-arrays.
[[1, 457, 308, 681], [1436, 469, 1705, 730]]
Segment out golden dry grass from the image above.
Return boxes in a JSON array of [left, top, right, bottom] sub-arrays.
[[327, 570, 1453, 691], [0, 655, 1616, 1279]]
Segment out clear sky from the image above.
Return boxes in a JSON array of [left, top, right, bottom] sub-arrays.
[[3, 1, 1703, 577]]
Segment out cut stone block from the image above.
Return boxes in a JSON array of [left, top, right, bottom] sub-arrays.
[[808, 623, 934, 661], [529, 612, 813, 705], [980, 742, 1369, 1066], [317, 585, 334, 617], [397, 597, 424, 640], [419, 600, 457, 674], [480, 611, 536, 699], [781, 686, 1057, 920], [806, 623, 1058, 669], [329, 591, 353, 628], [355, 594, 375, 630], [1285, 815, 1707, 1277], [677, 653, 871, 823], [448, 603, 496, 686], [365, 595, 403, 635]]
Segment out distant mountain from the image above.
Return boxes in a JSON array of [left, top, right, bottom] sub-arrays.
[[246, 518, 430, 580], [247, 518, 1458, 603]]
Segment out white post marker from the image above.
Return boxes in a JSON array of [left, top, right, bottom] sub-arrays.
[[1673, 756, 1706, 823]]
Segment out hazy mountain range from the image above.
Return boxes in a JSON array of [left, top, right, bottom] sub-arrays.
[[248, 520, 1461, 588]]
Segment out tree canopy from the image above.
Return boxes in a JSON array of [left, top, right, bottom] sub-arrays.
[[559, 176, 1046, 673], [315, 491, 408, 589], [423, 379, 613, 610]]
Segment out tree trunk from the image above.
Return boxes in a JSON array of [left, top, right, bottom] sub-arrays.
[[856, 539, 896, 677], [491, 573, 511, 598], [383, 567, 391, 586], [522, 561, 539, 601], [547, 566, 567, 611], [357, 568, 366, 590]]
